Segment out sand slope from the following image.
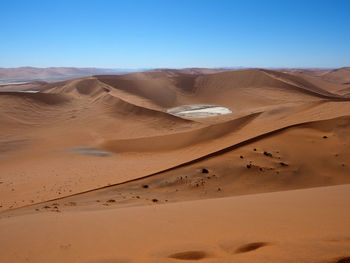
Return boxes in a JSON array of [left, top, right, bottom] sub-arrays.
[[1, 185, 350, 263]]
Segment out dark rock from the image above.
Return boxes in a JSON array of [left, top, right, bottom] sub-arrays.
[[263, 151, 272, 157], [202, 168, 209, 174]]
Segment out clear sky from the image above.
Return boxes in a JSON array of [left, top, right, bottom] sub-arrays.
[[1, 0, 349, 69]]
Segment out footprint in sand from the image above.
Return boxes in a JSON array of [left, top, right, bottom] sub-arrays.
[[234, 242, 269, 254], [168, 250, 208, 260], [334, 257, 350, 263]]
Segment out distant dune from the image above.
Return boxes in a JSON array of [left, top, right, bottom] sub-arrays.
[[279, 67, 350, 84], [0, 67, 350, 263]]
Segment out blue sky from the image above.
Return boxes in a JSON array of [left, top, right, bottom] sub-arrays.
[[1, 0, 349, 68]]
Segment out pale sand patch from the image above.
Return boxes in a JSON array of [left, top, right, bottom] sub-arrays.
[[167, 104, 232, 118]]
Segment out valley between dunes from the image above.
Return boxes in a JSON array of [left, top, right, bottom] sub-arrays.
[[1, 68, 350, 263]]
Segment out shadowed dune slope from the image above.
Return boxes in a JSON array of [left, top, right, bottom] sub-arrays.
[[102, 112, 260, 153], [0, 91, 70, 105], [96, 69, 350, 112]]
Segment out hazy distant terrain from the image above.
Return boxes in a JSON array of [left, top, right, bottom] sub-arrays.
[[0, 67, 136, 84]]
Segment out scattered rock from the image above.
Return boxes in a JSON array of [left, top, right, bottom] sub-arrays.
[[217, 187, 221, 191], [142, 184, 149, 189], [246, 164, 252, 169], [323, 136, 328, 139], [263, 151, 272, 157], [253, 148, 257, 151], [202, 168, 209, 174], [107, 199, 116, 203], [152, 199, 158, 203], [240, 155, 244, 159], [280, 162, 288, 167]]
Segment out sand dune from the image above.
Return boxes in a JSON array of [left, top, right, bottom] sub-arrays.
[[319, 67, 350, 84], [1, 68, 350, 262]]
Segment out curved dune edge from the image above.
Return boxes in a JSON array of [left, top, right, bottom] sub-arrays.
[[72, 101, 350, 198], [101, 112, 260, 153], [1, 100, 350, 211], [260, 69, 348, 99], [4, 110, 350, 213], [1, 69, 350, 210]]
